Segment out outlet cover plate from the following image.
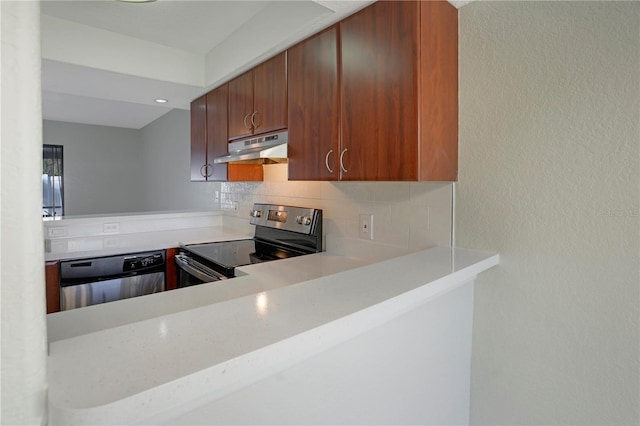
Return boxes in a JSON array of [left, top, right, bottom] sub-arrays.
[[103, 222, 120, 234], [359, 214, 374, 240]]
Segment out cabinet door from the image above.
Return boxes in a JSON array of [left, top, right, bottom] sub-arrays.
[[253, 52, 287, 136], [205, 85, 229, 181], [418, 0, 458, 181], [190, 95, 208, 181], [340, 0, 419, 181], [288, 27, 339, 180], [228, 71, 254, 140]]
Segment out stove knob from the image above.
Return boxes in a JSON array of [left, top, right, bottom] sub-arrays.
[[250, 210, 262, 218], [296, 215, 312, 226]]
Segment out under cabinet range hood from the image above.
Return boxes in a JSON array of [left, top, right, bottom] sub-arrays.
[[213, 131, 288, 164]]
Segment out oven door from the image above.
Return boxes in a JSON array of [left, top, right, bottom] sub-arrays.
[[175, 253, 228, 288]]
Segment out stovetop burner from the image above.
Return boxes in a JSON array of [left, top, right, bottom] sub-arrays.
[[182, 239, 305, 277]]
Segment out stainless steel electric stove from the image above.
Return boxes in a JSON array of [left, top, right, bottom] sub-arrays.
[[175, 203, 322, 287]]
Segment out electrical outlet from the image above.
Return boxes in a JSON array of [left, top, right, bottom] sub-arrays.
[[103, 222, 120, 234], [48, 227, 67, 237], [104, 237, 120, 248], [359, 214, 374, 240]]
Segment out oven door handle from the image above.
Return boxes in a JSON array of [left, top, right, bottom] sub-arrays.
[[174, 254, 228, 282]]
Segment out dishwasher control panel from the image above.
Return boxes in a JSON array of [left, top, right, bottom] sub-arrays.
[[124, 253, 165, 271], [60, 250, 165, 283]]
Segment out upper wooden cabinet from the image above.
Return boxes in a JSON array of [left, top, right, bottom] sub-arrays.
[[339, 0, 458, 181], [190, 87, 228, 182], [191, 0, 457, 182], [190, 94, 208, 181], [288, 26, 340, 181], [205, 85, 230, 181], [228, 52, 288, 141], [190, 86, 262, 182]]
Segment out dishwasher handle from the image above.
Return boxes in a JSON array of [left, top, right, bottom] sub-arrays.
[[174, 254, 228, 283]]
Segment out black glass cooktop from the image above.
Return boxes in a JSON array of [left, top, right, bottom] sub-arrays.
[[183, 239, 305, 277]]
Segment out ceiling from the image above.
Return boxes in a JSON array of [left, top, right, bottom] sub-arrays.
[[40, 0, 468, 129]]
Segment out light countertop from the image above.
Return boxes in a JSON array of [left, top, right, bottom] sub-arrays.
[[47, 244, 499, 425], [44, 226, 251, 262], [44, 210, 253, 262]]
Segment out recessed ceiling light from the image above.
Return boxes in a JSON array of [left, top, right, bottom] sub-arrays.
[[154, 98, 168, 103]]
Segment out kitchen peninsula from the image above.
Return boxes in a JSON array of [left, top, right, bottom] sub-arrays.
[[45, 211, 498, 425]]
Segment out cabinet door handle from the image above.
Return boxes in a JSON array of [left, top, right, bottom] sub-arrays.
[[339, 148, 348, 173], [243, 114, 251, 130], [325, 150, 334, 173], [250, 111, 259, 129], [200, 164, 212, 178]]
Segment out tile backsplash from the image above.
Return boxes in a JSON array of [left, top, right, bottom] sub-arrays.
[[220, 164, 453, 250]]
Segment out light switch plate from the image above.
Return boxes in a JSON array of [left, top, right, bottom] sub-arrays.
[[359, 214, 374, 240]]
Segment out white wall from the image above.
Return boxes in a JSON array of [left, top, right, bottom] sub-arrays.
[[139, 109, 220, 212], [43, 120, 146, 215], [43, 111, 220, 216], [457, 2, 639, 424], [0, 1, 48, 424]]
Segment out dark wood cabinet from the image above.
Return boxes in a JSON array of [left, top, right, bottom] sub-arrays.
[[191, 1, 457, 182], [228, 52, 287, 140], [228, 71, 254, 141], [45, 261, 60, 314], [190, 89, 229, 182], [191, 86, 261, 182], [165, 248, 179, 291], [205, 85, 229, 181], [339, 0, 458, 181], [288, 1, 457, 182], [288, 26, 340, 181], [190, 94, 208, 181], [253, 52, 288, 136]]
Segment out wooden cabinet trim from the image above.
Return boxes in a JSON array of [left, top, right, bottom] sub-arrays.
[[45, 261, 60, 314], [165, 248, 179, 291]]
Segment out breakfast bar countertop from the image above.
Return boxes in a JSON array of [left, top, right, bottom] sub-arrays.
[[47, 243, 499, 425]]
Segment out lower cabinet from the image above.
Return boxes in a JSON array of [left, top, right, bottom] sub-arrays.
[[165, 248, 179, 291], [45, 261, 60, 314]]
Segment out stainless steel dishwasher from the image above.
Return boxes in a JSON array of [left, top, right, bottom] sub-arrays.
[[59, 250, 165, 311]]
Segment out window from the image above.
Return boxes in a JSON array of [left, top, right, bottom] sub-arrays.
[[43, 144, 64, 218]]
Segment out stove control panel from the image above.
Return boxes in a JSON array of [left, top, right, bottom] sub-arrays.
[[267, 210, 288, 223], [249, 204, 321, 235]]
